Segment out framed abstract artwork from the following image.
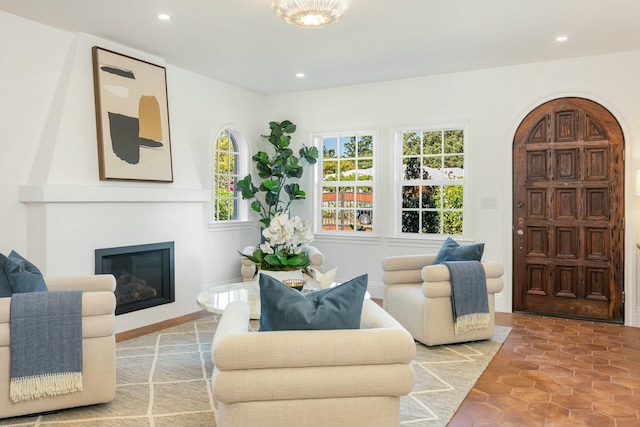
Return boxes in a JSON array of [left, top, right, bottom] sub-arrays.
[[92, 46, 173, 182]]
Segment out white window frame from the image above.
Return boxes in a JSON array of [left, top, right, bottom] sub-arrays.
[[312, 129, 377, 237], [394, 123, 470, 239], [209, 126, 251, 230]]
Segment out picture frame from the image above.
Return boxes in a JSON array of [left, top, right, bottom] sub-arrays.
[[92, 46, 173, 182]]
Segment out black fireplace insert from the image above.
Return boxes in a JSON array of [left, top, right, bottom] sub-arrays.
[[95, 241, 175, 315]]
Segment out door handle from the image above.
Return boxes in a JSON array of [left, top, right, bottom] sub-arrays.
[[516, 229, 524, 236]]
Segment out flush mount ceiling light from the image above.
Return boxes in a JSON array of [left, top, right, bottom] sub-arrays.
[[272, 0, 353, 28]]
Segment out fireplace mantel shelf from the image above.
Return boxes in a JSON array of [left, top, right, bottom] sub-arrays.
[[18, 185, 209, 203]]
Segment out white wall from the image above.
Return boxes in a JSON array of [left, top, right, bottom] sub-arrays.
[[0, 11, 72, 254], [0, 12, 266, 333], [265, 51, 640, 325]]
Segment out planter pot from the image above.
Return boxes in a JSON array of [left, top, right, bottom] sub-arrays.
[[257, 269, 304, 283]]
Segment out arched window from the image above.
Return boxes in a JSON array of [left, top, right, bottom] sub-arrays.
[[213, 129, 240, 221]]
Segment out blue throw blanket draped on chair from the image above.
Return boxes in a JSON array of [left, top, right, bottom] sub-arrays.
[[10, 290, 83, 402], [444, 261, 490, 335]]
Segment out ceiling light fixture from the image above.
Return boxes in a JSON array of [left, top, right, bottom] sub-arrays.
[[556, 35, 568, 42], [296, 72, 305, 78], [272, 0, 353, 28], [158, 14, 170, 20]]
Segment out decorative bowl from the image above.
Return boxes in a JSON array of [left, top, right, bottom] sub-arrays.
[[282, 278, 305, 292]]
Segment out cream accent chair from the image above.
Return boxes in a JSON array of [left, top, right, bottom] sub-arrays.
[[0, 275, 117, 419], [211, 299, 415, 427], [382, 254, 504, 346], [240, 245, 324, 282]]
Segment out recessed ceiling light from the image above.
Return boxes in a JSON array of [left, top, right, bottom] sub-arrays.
[[296, 73, 305, 78], [158, 14, 170, 20], [556, 36, 568, 42]]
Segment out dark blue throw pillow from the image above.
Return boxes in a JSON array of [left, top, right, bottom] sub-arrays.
[[259, 273, 368, 332], [0, 253, 11, 297], [434, 237, 484, 265], [0, 251, 48, 294]]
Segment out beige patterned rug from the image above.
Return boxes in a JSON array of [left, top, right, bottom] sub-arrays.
[[0, 315, 509, 427]]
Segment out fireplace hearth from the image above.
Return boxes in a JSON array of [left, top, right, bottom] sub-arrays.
[[95, 242, 175, 315]]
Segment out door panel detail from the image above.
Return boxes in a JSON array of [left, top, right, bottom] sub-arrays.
[[526, 226, 548, 257], [555, 149, 578, 180], [527, 189, 546, 218], [555, 110, 578, 141], [585, 148, 608, 180], [585, 188, 609, 220], [528, 117, 548, 142], [585, 115, 607, 141], [585, 267, 609, 301], [555, 227, 578, 259], [554, 265, 578, 298], [554, 188, 578, 219], [526, 264, 548, 295], [585, 227, 608, 260], [527, 151, 547, 180]]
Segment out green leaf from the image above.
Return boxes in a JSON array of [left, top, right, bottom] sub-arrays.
[[262, 179, 277, 190], [275, 251, 289, 265], [250, 200, 261, 212], [264, 254, 284, 267], [265, 191, 280, 206], [282, 122, 296, 134], [284, 183, 299, 197], [280, 135, 290, 148], [253, 151, 269, 163], [287, 165, 303, 179], [286, 254, 309, 267], [300, 145, 319, 164], [238, 250, 260, 264], [256, 162, 272, 178], [286, 156, 299, 167], [236, 175, 255, 199]]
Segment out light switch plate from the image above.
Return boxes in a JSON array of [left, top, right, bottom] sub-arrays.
[[480, 197, 498, 209]]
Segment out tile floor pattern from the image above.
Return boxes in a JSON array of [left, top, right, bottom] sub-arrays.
[[448, 313, 640, 427]]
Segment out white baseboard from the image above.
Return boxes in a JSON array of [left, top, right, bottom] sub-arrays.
[[367, 282, 384, 300]]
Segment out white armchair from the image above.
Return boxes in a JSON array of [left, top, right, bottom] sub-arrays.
[[211, 299, 415, 427], [240, 245, 324, 281], [382, 254, 504, 346], [0, 275, 116, 419]]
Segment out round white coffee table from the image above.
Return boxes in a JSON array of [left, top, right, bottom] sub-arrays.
[[197, 281, 261, 319], [196, 280, 361, 320]]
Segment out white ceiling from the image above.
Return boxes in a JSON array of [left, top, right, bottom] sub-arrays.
[[2, 0, 640, 94]]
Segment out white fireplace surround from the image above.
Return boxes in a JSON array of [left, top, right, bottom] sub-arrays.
[[19, 184, 209, 334]]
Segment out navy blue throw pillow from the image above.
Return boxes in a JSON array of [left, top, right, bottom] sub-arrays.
[[259, 273, 368, 332], [434, 237, 484, 265], [1, 251, 48, 294], [0, 253, 11, 297]]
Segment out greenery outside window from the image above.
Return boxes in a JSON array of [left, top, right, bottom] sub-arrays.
[[399, 127, 466, 236], [213, 129, 240, 221], [316, 132, 374, 233]]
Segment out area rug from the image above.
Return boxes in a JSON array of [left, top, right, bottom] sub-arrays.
[[0, 315, 510, 427]]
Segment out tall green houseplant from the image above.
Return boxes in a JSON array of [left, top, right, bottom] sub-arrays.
[[237, 120, 318, 227]]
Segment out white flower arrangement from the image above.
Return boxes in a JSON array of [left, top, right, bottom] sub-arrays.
[[244, 211, 314, 271]]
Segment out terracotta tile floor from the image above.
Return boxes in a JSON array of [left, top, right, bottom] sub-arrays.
[[448, 312, 640, 427]]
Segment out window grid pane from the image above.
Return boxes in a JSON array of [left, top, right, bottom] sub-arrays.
[[400, 128, 465, 236], [320, 133, 374, 233], [213, 130, 239, 221]]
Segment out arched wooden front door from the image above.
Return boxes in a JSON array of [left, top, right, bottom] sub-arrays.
[[512, 97, 624, 323]]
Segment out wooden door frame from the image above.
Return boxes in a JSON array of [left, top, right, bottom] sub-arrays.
[[505, 95, 636, 326]]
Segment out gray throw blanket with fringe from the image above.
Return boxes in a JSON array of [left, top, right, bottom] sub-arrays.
[[10, 290, 83, 402], [444, 261, 490, 335]]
